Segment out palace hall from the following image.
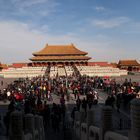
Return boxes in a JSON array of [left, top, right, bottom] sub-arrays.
[[29, 43, 91, 67]]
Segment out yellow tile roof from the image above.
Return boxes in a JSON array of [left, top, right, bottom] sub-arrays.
[[118, 60, 139, 66], [33, 43, 88, 56]]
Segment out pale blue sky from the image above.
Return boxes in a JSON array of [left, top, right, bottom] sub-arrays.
[[0, 0, 140, 64]]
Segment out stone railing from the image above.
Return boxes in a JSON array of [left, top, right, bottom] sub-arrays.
[[73, 98, 140, 140], [76, 66, 128, 77], [9, 111, 45, 140]]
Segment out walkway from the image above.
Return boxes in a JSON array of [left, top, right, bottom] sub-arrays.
[[0, 91, 131, 140]]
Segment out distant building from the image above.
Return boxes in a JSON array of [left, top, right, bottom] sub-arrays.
[[118, 60, 139, 71], [88, 62, 112, 67], [0, 62, 2, 71], [110, 63, 118, 68], [10, 63, 28, 68], [0, 63, 8, 70]]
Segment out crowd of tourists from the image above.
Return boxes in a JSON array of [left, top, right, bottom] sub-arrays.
[[0, 76, 68, 135], [0, 74, 140, 135], [97, 77, 140, 112], [1, 75, 140, 112]]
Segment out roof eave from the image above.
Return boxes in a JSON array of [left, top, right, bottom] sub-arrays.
[[29, 57, 91, 61], [33, 51, 87, 56]]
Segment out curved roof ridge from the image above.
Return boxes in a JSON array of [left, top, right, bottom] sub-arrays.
[[119, 59, 137, 61], [33, 43, 88, 56]]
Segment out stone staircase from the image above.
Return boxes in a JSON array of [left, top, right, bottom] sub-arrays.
[[72, 65, 81, 77], [45, 65, 50, 77]]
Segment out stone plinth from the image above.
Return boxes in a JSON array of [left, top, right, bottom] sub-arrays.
[[87, 109, 95, 127]]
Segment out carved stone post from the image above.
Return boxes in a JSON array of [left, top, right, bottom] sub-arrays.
[[34, 115, 42, 140], [80, 110, 86, 123], [100, 106, 112, 140], [39, 116, 45, 140], [24, 114, 35, 140], [9, 111, 24, 140], [75, 111, 80, 122], [87, 109, 95, 127]]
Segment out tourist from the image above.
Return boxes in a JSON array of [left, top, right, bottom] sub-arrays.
[[24, 99, 29, 113], [76, 96, 81, 111], [4, 100, 15, 136], [82, 97, 87, 112], [42, 102, 50, 127], [105, 95, 112, 106], [60, 94, 65, 106], [51, 103, 61, 132], [93, 92, 98, 105]]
